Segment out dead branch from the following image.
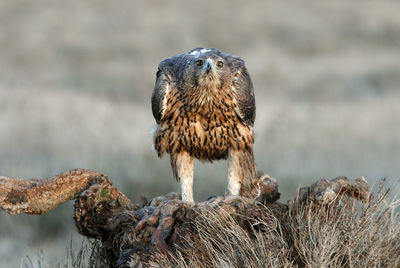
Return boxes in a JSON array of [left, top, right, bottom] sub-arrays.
[[0, 168, 130, 215], [0, 169, 371, 267]]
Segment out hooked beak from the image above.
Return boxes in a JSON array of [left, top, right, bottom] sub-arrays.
[[204, 60, 212, 74]]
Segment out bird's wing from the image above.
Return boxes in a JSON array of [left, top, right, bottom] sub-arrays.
[[151, 54, 183, 124], [151, 68, 170, 124], [151, 53, 193, 123], [223, 54, 256, 126]]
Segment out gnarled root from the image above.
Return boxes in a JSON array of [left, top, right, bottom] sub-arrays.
[[0, 168, 130, 215]]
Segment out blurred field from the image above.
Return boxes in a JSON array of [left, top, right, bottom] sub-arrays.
[[0, 0, 399, 266]]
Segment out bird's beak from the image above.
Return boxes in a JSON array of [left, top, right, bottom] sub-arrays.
[[204, 60, 212, 74]]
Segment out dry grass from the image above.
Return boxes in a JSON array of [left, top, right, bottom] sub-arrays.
[[152, 184, 400, 268], [21, 239, 108, 268]]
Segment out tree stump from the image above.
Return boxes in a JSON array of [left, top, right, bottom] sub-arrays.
[[0, 169, 371, 267]]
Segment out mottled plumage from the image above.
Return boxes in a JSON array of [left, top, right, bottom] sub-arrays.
[[151, 48, 256, 203]]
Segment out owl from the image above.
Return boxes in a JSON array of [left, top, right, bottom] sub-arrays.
[[151, 48, 256, 203]]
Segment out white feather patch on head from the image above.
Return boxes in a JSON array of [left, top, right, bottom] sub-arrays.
[[189, 48, 211, 56]]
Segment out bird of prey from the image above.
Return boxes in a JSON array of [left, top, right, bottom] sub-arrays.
[[151, 48, 256, 203]]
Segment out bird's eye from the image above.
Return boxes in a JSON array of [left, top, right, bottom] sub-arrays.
[[216, 61, 224, 68], [195, 60, 203, 67]]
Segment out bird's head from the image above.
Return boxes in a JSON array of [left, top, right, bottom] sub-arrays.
[[186, 49, 232, 91]]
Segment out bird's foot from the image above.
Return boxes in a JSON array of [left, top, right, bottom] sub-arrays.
[[181, 197, 195, 206], [224, 189, 240, 198], [243, 171, 280, 203], [148, 192, 181, 207]]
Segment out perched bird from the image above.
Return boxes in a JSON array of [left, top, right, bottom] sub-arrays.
[[151, 48, 256, 203]]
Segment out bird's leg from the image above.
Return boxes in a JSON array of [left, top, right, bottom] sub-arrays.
[[227, 151, 241, 196], [170, 151, 195, 204], [227, 148, 257, 198]]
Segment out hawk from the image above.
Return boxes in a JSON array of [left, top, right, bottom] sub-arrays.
[[151, 48, 256, 203]]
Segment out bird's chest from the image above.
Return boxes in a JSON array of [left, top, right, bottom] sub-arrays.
[[181, 101, 236, 159], [155, 88, 251, 160], [185, 97, 235, 135], [192, 100, 232, 128], [165, 95, 236, 156]]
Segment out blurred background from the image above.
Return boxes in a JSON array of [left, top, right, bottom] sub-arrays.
[[1, 0, 399, 266]]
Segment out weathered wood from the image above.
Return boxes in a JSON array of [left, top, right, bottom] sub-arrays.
[[294, 176, 371, 205], [0, 169, 371, 267], [0, 169, 129, 215]]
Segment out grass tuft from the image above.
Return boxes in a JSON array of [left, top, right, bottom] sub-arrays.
[[152, 183, 400, 267]]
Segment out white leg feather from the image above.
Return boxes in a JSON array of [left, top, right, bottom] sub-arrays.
[[228, 150, 242, 196], [181, 176, 194, 204], [174, 152, 195, 204]]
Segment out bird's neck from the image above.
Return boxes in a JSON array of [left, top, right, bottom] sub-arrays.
[[183, 84, 228, 116], [190, 84, 218, 106]]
